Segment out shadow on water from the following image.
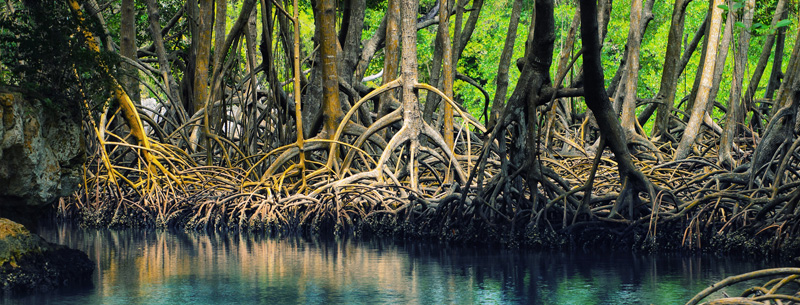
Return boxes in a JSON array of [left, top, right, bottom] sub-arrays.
[[6, 222, 793, 304]]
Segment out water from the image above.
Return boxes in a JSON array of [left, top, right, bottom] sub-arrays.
[[4, 223, 789, 304]]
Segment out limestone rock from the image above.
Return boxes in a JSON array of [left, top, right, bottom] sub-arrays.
[[0, 88, 84, 208], [0, 218, 93, 293]]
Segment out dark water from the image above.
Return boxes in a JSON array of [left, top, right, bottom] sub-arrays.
[[4, 223, 789, 304]]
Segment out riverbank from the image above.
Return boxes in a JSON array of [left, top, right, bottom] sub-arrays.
[[55, 192, 800, 262]]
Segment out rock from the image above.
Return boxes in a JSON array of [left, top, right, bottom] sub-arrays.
[[0, 88, 84, 211], [0, 218, 93, 293]]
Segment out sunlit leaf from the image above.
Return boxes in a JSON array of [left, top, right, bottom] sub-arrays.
[[775, 19, 792, 29]]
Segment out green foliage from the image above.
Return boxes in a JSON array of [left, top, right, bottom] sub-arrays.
[[452, 0, 532, 117], [0, 0, 116, 113]]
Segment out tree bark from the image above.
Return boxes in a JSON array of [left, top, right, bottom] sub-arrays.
[[744, 0, 788, 111], [338, 0, 365, 84], [120, 0, 139, 103], [193, 0, 214, 113], [652, 0, 690, 138], [377, 0, 400, 126], [580, 0, 650, 218], [439, 0, 455, 170], [143, 0, 184, 126], [487, 0, 523, 132], [400, 0, 422, 190], [318, 0, 343, 138], [684, 2, 713, 119], [454, 0, 484, 62], [705, 9, 734, 115], [674, 0, 724, 160], [748, 25, 800, 187], [619, 0, 644, 133], [212, 0, 227, 101], [764, 14, 787, 102], [719, 0, 755, 168]]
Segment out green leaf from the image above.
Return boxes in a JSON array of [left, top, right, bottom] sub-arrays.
[[732, 3, 744, 10], [735, 21, 746, 29], [775, 19, 792, 29], [717, 4, 729, 11]]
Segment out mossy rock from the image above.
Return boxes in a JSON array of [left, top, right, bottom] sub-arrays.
[[0, 218, 93, 293], [0, 218, 49, 267]]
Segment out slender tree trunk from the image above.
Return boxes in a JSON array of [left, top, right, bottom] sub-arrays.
[[318, 0, 343, 138], [619, 0, 644, 134], [719, 0, 754, 168], [597, 0, 612, 44], [400, 0, 422, 190], [765, 15, 787, 102], [748, 25, 800, 187], [609, 0, 653, 108], [454, 0, 484, 62], [488, 0, 523, 132], [684, 3, 713, 118], [773, 26, 800, 111], [144, 0, 182, 110], [193, 0, 214, 113], [440, 0, 455, 174], [744, 0, 788, 111], [652, 0, 689, 138], [524, 0, 555, 182], [377, 0, 400, 126], [212, 0, 227, 101], [705, 9, 734, 115], [120, 0, 139, 103], [580, 0, 650, 218], [674, 0, 724, 160], [338, 0, 365, 84], [422, 1, 446, 125], [424, 0, 484, 123], [243, 7, 259, 154]]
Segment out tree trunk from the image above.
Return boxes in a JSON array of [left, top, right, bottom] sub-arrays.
[[705, 9, 734, 115], [719, 0, 755, 168], [683, 3, 713, 119], [424, 0, 484, 124], [764, 14, 787, 102], [212, 0, 227, 102], [193, 0, 214, 113], [338, 0, 365, 84], [580, 0, 650, 218], [120, 0, 139, 103], [609, 0, 653, 108], [377, 0, 400, 126], [773, 26, 800, 111], [619, 0, 644, 134], [454, 0, 484, 62], [748, 25, 800, 187], [487, 0, 523, 132], [400, 0, 422, 190], [652, 0, 690, 138], [674, 0, 724, 161], [743, 0, 788, 112], [318, 0, 343, 138], [144, 0, 182, 111], [439, 0, 455, 176]]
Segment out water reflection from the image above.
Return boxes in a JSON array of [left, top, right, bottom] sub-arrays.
[[7, 223, 786, 304]]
